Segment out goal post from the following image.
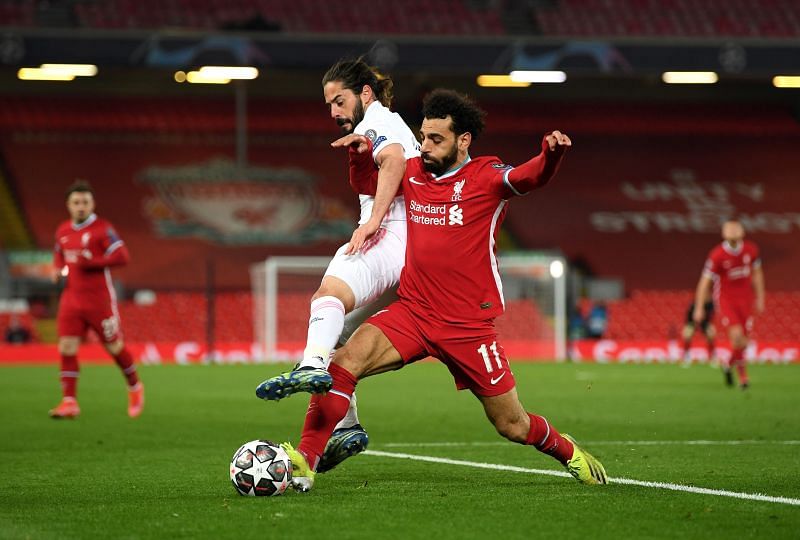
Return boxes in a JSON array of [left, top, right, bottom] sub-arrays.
[[250, 252, 567, 362]]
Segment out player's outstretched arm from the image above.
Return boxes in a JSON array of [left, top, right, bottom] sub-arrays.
[[693, 274, 712, 324], [77, 244, 130, 269], [52, 240, 65, 283], [331, 133, 371, 153], [506, 131, 571, 194], [348, 143, 406, 254]]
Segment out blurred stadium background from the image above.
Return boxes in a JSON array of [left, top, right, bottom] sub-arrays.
[[1, 0, 799, 364]]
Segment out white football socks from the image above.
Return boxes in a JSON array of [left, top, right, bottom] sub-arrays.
[[334, 392, 361, 430], [299, 296, 346, 370]]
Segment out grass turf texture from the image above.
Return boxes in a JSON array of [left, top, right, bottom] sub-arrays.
[[1, 362, 798, 539]]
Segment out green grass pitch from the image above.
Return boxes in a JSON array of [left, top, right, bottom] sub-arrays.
[[1, 362, 799, 539]]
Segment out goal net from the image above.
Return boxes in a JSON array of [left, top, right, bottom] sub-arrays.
[[250, 253, 567, 362]]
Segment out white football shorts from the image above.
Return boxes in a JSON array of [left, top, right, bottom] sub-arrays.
[[324, 217, 406, 313]]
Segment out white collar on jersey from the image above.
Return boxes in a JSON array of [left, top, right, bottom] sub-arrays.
[[358, 100, 387, 127], [71, 213, 97, 231], [722, 240, 743, 255], [433, 154, 472, 181]]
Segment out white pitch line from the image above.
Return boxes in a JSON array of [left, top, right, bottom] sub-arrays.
[[363, 450, 800, 507], [380, 440, 800, 448]]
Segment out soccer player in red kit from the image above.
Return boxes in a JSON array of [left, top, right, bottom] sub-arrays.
[[265, 89, 607, 491], [693, 221, 764, 389], [49, 180, 144, 418]]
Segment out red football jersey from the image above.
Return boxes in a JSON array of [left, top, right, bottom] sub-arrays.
[[398, 155, 525, 322], [702, 240, 760, 302], [54, 213, 126, 300]]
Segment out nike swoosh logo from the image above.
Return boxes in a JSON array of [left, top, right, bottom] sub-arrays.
[[490, 372, 506, 385], [409, 177, 425, 185]]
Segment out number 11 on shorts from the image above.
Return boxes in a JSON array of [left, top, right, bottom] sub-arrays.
[[477, 341, 502, 373]]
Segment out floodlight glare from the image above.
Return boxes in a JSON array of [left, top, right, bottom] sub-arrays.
[[198, 66, 259, 80], [772, 75, 800, 88], [476, 75, 531, 88], [509, 70, 567, 83], [662, 71, 718, 84], [17, 68, 75, 81]]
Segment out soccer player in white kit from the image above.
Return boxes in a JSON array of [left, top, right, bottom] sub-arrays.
[[256, 58, 419, 473]]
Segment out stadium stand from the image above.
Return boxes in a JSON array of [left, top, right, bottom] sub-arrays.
[[1, 94, 798, 345], [5, 0, 800, 37], [605, 290, 800, 341], [115, 291, 551, 344], [534, 0, 800, 37], [0, 0, 35, 27], [68, 0, 504, 34], [0, 311, 38, 342], [114, 288, 800, 344]]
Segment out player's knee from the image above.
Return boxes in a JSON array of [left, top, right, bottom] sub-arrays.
[[331, 345, 365, 378], [105, 340, 124, 356], [492, 414, 528, 444], [59, 339, 79, 355]]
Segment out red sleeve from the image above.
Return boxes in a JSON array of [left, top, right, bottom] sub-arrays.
[[348, 140, 377, 193], [703, 250, 720, 278], [78, 224, 129, 269], [53, 239, 64, 269], [77, 244, 130, 269], [503, 135, 567, 196], [751, 242, 761, 267]]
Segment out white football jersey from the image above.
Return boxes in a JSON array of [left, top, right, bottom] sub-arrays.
[[353, 101, 420, 224]]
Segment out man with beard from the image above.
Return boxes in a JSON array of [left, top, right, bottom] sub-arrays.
[[50, 180, 144, 419], [273, 89, 607, 492], [256, 58, 419, 473]]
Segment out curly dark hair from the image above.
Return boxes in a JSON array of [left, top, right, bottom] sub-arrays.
[[422, 89, 486, 140], [65, 179, 93, 200], [322, 57, 394, 108]]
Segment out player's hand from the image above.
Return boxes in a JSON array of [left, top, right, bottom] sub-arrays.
[[545, 130, 572, 151], [332, 134, 370, 153], [345, 221, 380, 255], [692, 306, 705, 325], [755, 298, 765, 315]]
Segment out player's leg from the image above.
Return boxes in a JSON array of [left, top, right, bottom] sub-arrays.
[[256, 226, 404, 401], [317, 286, 399, 472], [681, 323, 696, 364], [301, 275, 355, 369], [718, 304, 736, 386], [475, 389, 606, 485], [91, 309, 144, 417], [50, 302, 83, 418], [439, 328, 606, 485], [51, 335, 82, 418], [728, 323, 749, 389], [104, 338, 144, 417], [704, 322, 717, 367], [286, 322, 407, 491]]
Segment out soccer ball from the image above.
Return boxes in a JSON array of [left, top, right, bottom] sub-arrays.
[[230, 440, 292, 496]]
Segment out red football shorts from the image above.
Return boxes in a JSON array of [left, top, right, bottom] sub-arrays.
[[57, 295, 122, 343], [367, 300, 516, 397], [718, 296, 753, 334]]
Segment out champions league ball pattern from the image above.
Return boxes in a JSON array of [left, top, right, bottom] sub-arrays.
[[230, 440, 292, 496]]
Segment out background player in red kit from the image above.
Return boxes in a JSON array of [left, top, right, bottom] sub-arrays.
[[50, 180, 144, 418], [268, 89, 607, 491], [693, 220, 765, 388]]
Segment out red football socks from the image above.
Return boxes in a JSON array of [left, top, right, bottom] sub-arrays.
[[112, 348, 140, 387], [298, 363, 358, 470], [60, 354, 79, 399], [526, 413, 574, 465]]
